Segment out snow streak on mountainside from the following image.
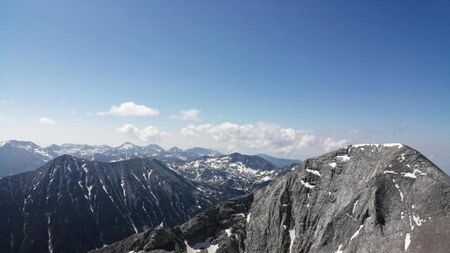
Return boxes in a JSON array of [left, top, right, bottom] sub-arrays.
[[0, 156, 216, 253], [91, 144, 450, 253]]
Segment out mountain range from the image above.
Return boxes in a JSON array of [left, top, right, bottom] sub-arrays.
[[2, 141, 447, 253], [90, 144, 450, 253], [0, 140, 298, 177], [0, 155, 216, 253], [0, 140, 300, 253]]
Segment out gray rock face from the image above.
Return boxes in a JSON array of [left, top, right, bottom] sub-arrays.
[[0, 155, 216, 253], [91, 144, 450, 253]]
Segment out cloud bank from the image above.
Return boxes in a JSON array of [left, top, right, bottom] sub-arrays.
[[98, 102, 159, 117], [322, 138, 349, 152], [171, 108, 201, 121], [182, 122, 316, 155], [116, 124, 169, 142], [38, 117, 56, 125]]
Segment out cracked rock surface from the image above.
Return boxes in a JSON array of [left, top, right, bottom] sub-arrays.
[[91, 144, 450, 253]]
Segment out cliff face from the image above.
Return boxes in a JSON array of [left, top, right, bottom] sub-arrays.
[[91, 144, 450, 253]]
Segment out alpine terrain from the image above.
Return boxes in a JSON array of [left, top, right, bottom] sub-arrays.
[[91, 144, 450, 253], [172, 153, 290, 197], [0, 140, 293, 200], [0, 155, 217, 253], [0, 140, 222, 176]]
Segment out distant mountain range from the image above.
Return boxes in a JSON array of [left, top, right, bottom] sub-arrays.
[[0, 140, 298, 177], [174, 153, 280, 197], [0, 140, 301, 253], [0, 140, 223, 176], [256, 153, 300, 168], [91, 144, 450, 253]]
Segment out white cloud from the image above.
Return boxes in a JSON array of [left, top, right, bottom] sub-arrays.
[[97, 102, 159, 117], [322, 138, 349, 152], [38, 117, 56, 125], [182, 122, 316, 155], [171, 108, 201, 121], [116, 124, 169, 142]]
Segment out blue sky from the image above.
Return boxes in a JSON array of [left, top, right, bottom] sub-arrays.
[[0, 0, 449, 171]]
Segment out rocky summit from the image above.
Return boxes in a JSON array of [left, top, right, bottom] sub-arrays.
[[90, 144, 450, 253]]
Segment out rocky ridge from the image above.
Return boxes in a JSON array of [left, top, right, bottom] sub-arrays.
[[90, 144, 450, 253]]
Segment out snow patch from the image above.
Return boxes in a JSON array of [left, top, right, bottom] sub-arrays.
[[383, 170, 398, 175], [300, 180, 315, 189], [225, 228, 232, 237], [383, 143, 404, 148], [337, 155, 350, 162], [350, 225, 363, 241], [335, 244, 344, 253], [236, 213, 245, 218], [403, 169, 426, 179], [392, 179, 404, 201], [399, 153, 406, 162], [352, 143, 403, 148], [47, 215, 53, 253], [289, 229, 296, 253], [306, 169, 321, 177], [185, 239, 219, 253], [352, 200, 358, 214], [259, 175, 272, 182], [412, 214, 425, 227], [404, 233, 411, 251], [329, 162, 337, 168], [207, 244, 219, 253]]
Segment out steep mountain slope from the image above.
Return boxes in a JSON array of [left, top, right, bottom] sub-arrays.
[[0, 141, 52, 176], [92, 144, 450, 253], [0, 155, 215, 253], [173, 153, 281, 196]]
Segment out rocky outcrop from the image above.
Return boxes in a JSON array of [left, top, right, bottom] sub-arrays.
[[91, 144, 450, 253]]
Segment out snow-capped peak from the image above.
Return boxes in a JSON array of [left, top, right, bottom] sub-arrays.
[[351, 143, 404, 148]]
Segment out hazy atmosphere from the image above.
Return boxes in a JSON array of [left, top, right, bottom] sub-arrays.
[[1, 0, 449, 172], [1, 1, 450, 253]]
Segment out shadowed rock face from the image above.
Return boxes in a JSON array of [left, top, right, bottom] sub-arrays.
[[0, 156, 215, 253], [90, 144, 450, 253]]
